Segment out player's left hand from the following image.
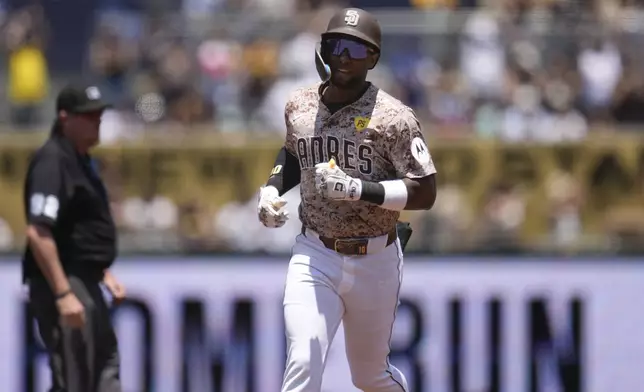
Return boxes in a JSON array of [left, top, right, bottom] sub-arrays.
[[315, 161, 361, 201]]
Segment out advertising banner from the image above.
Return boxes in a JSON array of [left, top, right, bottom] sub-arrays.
[[3, 138, 644, 242], [1, 257, 644, 392]]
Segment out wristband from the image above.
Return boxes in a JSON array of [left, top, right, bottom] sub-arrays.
[[380, 180, 408, 211], [359, 179, 409, 211], [55, 289, 72, 300], [359, 180, 384, 204]]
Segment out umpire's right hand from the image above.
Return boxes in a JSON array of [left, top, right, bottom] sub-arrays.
[[56, 292, 86, 328]]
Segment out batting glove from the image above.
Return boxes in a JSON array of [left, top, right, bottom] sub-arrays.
[[257, 186, 289, 228], [314, 162, 362, 201]]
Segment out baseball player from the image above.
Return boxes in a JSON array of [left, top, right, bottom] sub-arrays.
[[257, 7, 437, 392]]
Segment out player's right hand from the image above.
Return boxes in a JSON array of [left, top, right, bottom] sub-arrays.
[[56, 292, 86, 329], [257, 186, 289, 228]]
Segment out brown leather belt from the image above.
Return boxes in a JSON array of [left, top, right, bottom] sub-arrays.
[[302, 226, 397, 256]]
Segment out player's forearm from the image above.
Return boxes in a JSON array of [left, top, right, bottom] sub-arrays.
[[359, 175, 436, 211], [26, 224, 71, 295], [265, 147, 301, 196], [400, 176, 436, 210]]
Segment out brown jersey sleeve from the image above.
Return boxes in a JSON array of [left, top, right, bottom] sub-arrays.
[[385, 107, 437, 179]]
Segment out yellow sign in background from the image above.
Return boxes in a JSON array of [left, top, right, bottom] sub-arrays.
[[1, 133, 643, 247]]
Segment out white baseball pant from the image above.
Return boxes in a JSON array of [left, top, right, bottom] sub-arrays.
[[281, 228, 409, 392]]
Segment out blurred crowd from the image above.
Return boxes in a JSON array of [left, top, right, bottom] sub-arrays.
[[1, 0, 644, 254], [3, 0, 644, 139]]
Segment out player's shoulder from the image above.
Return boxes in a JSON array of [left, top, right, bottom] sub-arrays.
[[285, 84, 322, 110], [372, 85, 416, 122], [368, 86, 418, 131]]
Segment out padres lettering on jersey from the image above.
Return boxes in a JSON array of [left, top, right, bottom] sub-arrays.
[[295, 135, 373, 175], [284, 83, 436, 238]]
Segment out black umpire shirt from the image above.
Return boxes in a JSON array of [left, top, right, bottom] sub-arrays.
[[22, 133, 117, 282]]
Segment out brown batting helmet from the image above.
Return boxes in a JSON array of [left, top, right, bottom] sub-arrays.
[[321, 8, 382, 51]]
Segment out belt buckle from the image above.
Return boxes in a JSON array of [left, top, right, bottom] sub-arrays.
[[334, 239, 368, 255]]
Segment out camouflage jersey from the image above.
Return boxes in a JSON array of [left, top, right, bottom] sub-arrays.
[[284, 82, 436, 239]]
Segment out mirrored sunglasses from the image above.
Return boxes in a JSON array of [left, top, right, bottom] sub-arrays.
[[324, 38, 371, 60]]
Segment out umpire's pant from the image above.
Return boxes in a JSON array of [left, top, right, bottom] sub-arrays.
[[29, 274, 122, 392]]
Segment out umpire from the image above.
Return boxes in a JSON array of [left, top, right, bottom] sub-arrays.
[[22, 83, 125, 392]]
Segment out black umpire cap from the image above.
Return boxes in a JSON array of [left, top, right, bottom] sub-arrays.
[[56, 83, 112, 114]]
